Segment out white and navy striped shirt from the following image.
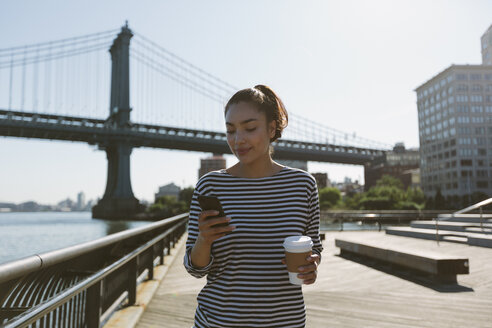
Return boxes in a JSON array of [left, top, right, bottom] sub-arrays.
[[183, 166, 323, 328]]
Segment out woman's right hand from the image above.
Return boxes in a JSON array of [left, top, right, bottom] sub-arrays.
[[197, 210, 236, 246]]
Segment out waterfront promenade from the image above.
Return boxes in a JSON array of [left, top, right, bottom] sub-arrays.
[[104, 230, 492, 328]]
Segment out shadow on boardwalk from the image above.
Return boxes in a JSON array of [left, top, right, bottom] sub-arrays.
[[136, 231, 492, 328]]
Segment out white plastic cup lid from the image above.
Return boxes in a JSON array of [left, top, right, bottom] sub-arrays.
[[283, 236, 313, 252]]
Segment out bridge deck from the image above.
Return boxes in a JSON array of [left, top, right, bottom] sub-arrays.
[[136, 231, 492, 328]]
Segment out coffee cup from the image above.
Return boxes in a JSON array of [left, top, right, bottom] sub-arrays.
[[283, 236, 313, 285]]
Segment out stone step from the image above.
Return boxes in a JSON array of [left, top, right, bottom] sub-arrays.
[[436, 214, 492, 224], [442, 235, 468, 244], [410, 220, 492, 234], [385, 226, 492, 248]]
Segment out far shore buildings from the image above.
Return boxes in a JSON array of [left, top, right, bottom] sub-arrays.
[[312, 172, 330, 189], [154, 183, 180, 202], [199, 154, 226, 179], [415, 24, 492, 199], [364, 143, 420, 191]]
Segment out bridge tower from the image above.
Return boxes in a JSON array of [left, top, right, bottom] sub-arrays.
[[92, 23, 145, 220]]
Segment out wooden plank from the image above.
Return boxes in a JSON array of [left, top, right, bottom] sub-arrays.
[[135, 231, 492, 328]]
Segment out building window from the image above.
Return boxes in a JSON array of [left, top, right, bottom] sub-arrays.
[[471, 84, 482, 91], [475, 137, 486, 145], [475, 127, 486, 134], [477, 170, 488, 177], [477, 181, 488, 188], [470, 94, 483, 102], [456, 74, 467, 81], [456, 94, 469, 102], [457, 84, 468, 91], [471, 105, 483, 113], [470, 73, 482, 81]]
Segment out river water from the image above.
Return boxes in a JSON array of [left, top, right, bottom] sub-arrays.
[[0, 212, 390, 265], [0, 211, 153, 265]]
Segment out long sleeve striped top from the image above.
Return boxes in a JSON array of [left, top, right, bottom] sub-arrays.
[[183, 166, 323, 328]]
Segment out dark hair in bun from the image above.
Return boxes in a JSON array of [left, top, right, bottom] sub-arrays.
[[224, 85, 288, 142]]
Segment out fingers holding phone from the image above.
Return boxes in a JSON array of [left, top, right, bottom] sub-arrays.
[[198, 211, 234, 243], [197, 195, 236, 244]]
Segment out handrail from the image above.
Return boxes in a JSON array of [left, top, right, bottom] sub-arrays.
[[0, 213, 188, 284], [0, 213, 189, 327], [453, 198, 492, 215], [434, 198, 492, 242], [2, 220, 185, 328]]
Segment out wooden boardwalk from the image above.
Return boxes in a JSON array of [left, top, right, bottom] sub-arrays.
[[136, 231, 492, 328]]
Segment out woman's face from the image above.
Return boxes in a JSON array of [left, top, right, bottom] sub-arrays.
[[225, 101, 276, 164]]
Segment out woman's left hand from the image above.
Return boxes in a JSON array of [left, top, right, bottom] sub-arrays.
[[281, 253, 320, 285]]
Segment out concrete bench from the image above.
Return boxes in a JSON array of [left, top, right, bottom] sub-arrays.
[[335, 237, 469, 283]]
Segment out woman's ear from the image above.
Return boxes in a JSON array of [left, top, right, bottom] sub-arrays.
[[269, 120, 276, 139]]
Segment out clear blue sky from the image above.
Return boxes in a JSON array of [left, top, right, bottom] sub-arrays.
[[1, 0, 491, 204]]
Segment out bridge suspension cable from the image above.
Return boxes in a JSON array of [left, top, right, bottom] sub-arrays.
[[0, 28, 115, 118], [0, 26, 392, 150]]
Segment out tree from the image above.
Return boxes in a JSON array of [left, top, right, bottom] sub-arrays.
[[376, 175, 404, 190], [434, 188, 446, 210], [319, 187, 341, 209], [405, 187, 425, 205], [179, 187, 195, 205], [148, 195, 187, 217], [343, 192, 363, 210]]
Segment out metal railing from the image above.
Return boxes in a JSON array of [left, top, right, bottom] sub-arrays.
[[320, 210, 448, 231], [0, 213, 188, 328], [437, 197, 492, 236]]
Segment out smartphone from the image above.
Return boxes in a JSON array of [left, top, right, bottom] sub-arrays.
[[197, 194, 230, 230]]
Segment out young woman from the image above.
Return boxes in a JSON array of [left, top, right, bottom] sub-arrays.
[[183, 85, 323, 328]]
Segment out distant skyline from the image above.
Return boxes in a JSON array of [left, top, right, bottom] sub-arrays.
[[1, 0, 492, 204]]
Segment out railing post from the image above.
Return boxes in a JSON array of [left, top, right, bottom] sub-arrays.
[[480, 206, 484, 233], [85, 281, 102, 328], [435, 217, 440, 246], [128, 258, 138, 305], [159, 238, 165, 265], [166, 236, 171, 255], [147, 247, 154, 280]]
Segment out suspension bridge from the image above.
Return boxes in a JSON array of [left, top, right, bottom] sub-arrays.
[[0, 23, 390, 219]]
